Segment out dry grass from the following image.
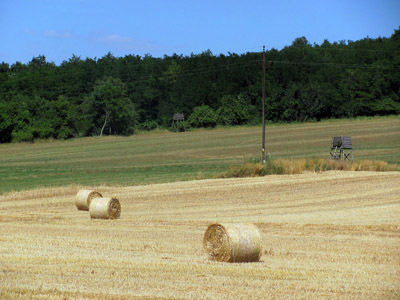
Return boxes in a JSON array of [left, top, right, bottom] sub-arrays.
[[219, 158, 400, 178], [1, 171, 399, 299]]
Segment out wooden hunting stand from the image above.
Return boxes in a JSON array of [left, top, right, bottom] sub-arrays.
[[330, 136, 353, 161], [172, 113, 186, 132]]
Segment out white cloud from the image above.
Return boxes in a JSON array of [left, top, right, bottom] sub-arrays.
[[94, 33, 160, 51], [22, 28, 35, 36], [103, 34, 133, 43], [44, 30, 72, 39]]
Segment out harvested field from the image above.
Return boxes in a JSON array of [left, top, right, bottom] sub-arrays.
[[1, 171, 399, 299]]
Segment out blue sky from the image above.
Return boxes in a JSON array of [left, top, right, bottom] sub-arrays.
[[0, 0, 399, 65]]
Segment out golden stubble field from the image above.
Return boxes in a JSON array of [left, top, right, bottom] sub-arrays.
[[1, 171, 399, 299]]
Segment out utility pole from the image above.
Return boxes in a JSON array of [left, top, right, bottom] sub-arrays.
[[261, 45, 266, 164]]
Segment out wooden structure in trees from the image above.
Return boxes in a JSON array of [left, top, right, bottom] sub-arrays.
[[330, 136, 353, 161], [172, 113, 186, 132]]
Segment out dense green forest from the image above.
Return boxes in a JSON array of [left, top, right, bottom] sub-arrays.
[[0, 28, 399, 142]]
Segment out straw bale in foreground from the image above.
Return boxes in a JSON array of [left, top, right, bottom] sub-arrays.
[[89, 197, 121, 219], [203, 223, 261, 262], [75, 189, 102, 211]]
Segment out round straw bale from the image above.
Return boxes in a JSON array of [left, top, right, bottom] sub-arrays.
[[89, 197, 121, 219], [203, 223, 262, 263], [75, 190, 102, 211]]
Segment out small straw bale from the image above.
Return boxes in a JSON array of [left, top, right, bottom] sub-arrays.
[[203, 223, 262, 263], [89, 197, 121, 219], [75, 189, 102, 211]]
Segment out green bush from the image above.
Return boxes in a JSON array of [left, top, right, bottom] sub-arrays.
[[216, 95, 252, 126], [188, 105, 217, 128], [139, 120, 159, 131], [12, 125, 34, 142]]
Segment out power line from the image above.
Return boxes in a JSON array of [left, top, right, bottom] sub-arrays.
[[130, 60, 259, 83], [262, 60, 399, 70], [281, 45, 400, 54], [5, 59, 260, 84], [3, 56, 398, 88]]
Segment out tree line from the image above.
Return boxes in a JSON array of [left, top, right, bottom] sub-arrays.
[[0, 28, 399, 142]]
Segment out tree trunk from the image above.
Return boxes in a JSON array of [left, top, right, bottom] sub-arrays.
[[100, 112, 108, 137]]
